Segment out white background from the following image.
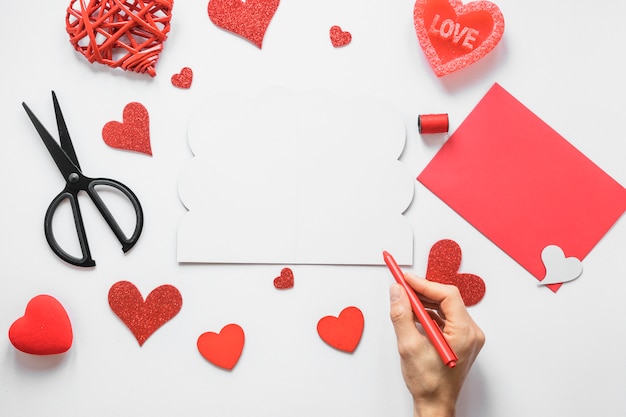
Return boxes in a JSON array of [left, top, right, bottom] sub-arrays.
[[1, 1, 625, 416]]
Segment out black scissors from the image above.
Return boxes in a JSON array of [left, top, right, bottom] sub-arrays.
[[22, 91, 143, 267]]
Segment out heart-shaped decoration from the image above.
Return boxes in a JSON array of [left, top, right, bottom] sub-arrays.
[[102, 102, 152, 155], [172, 67, 193, 89], [65, 0, 174, 77], [413, 0, 504, 77], [9, 295, 73, 355], [207, 0, 280, 48], [425, 239, 485, 306], [330, 25, 352, 47], [317, 306, 364, 353], [539, 245, 583, 286], [273, 267, 294, 289], [197, 324, 245, 370], [108, 281, 182, 346]]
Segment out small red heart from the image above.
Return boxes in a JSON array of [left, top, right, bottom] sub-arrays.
[[197, 324, 245, 370], [413, 0, 505, 76], [108, 281, 182, 346], [317, 306, 364, 353], [425, 239, 485, 306], [330, 25, 351, 47], [208, 0, 280, 48], [171, 67, 193, 89], [9, 295, 73, 355], [102, 102, 152, 155], [273, 267, 294, 289]]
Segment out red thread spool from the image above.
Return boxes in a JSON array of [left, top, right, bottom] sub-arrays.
[[418, 114, 449, 134]]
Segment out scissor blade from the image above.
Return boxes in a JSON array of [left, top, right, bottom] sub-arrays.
[[52, 91, 81, 171], [22, 102, 81, 181]]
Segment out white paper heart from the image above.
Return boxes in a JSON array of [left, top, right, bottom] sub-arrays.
[[539, 245, 583, 286]]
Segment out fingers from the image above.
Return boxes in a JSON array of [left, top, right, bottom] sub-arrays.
[[389, 284, 425, 354], [402, 273, 471, 323]]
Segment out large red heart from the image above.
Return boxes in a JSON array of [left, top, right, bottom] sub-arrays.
[[102, 102, 152, 155], [413, 0, 504, 77], [317, 306, 364, 353], [208, 0, 280, 48], [108, 281, 182, 346], [197, 324, 245, 370], [425, 239, 485, 306], [9, 295, 73, 355], [66, 0, 174, 77]]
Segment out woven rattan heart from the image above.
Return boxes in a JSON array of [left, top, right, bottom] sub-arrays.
[[66, 0, 174, 77]]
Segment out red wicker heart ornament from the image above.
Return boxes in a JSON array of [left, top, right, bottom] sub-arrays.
[[66, 0, 174, 77]]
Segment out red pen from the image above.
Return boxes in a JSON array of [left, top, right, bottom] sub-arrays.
[[383, 251, 458, 368]]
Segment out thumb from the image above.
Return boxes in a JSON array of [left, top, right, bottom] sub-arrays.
[[389, 284, 421, 346]]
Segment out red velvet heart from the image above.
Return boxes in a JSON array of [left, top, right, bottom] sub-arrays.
[[317, 306, 364, 353], [102, 102, 152, 155], [108, 281, 182, 346], [197, 324, 245, 370], [171, 67, 193, 89], [9, 295, 73, 355], [330, 25, 352, 47], [413, 0, 504, 76], [425, 239, 485, 306], [207, 0, 280, 48], [273, 267, 294, 289]]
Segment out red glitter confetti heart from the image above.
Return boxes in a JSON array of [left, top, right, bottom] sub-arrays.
[[317, 306, 364, 353], [425, 239, 485, 306], [330, 25, 351, 47], [65, 0, 174, 77], [273, 267, 294, 289], [108, 281, 182, 346], [207, 0, 280, 48], [197, 324, 245, 370], [413, 0, 504, 77], [9, 295, 73, 355], [171, 67, 193, 89], [102, 102, 152, 155]]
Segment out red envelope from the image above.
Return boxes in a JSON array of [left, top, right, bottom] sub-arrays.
[[418, 83, 626, 291]]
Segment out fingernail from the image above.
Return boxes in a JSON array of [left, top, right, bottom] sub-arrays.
[[389, 284, 401, 302]]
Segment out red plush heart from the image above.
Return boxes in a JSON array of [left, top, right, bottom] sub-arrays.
[[425, 239, 485, 306], [330, 25, 352, 47], [172, 67, 193, 89], [197, 324, 245, 370], [317, 306, 364, 353], [413, 0, 504, 77], [102, 102, 152, 155], [9, 295, 73, 355], [108, 281, 182, 346], [273, 267, 294, 289], [65, 0, 174, 77], [207, 0, 280, 48]]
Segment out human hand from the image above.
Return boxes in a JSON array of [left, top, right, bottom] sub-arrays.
[[389, 274, 485, 417]]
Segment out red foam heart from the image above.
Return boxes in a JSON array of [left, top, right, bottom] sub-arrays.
[[9, 295, 73, 355], [273, 267, 294, 289], [425, 239, 485, 306], [413, 0, 504, 77], [330, 25, 352, 47], [102, 102, 152, 155], [317, 306, 364, 353], [108, 281, 182, 346], [172, 67, 193, 89], [66, 0, 174, 77], [197, 324, 245, 370], [207, 0, 280, 48]]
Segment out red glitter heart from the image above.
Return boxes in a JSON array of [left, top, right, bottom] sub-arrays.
[[197, 324, 245, 370], [171, 67, 193, 89], [102, 102, 152, 155], [9, 295, 73, 355], [413, 0, 504, 76], [330, 25, 351, 47], [273, 267, 294, 289], [207, 0, 280, 48], [317, 306, 364, 353], [108, 281, 182, 346], [425, 239, 485, 306], [65, 0, 174, 77]]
